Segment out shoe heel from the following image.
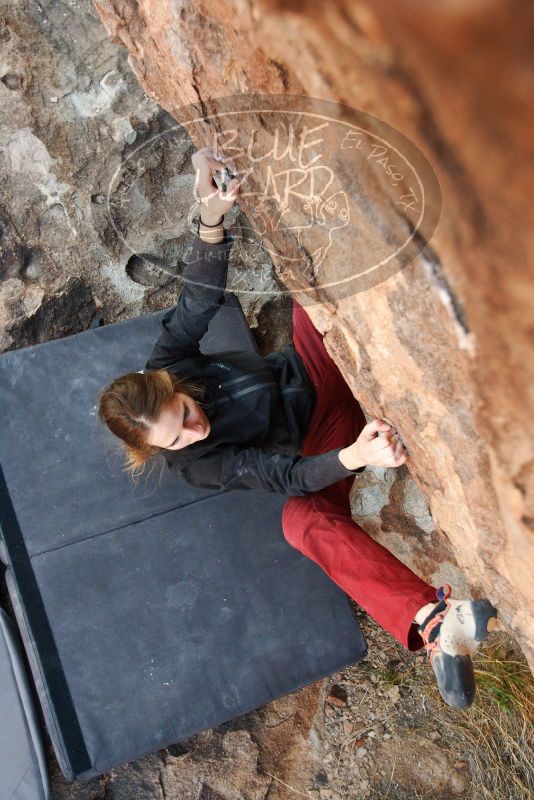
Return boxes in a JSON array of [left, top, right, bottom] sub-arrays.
[[472, 600, 498, 642]]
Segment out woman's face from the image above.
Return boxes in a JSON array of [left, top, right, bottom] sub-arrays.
[[146, 391, 211, 451]]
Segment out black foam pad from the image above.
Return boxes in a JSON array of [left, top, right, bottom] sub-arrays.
[[0, 294, 366, 780]]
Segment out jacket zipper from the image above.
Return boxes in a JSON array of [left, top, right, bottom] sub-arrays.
[[281, 386, 314, 395], [216, 374, 256, 389], [212, 380, 276, 406]]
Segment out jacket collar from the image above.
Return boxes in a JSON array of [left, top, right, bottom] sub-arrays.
[[162, 384, 218, 470]]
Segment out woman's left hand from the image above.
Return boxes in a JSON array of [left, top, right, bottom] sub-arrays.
[[191, 146, 240, 224]]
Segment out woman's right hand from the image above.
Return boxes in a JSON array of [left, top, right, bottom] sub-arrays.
[[338, 418, 408, 470], [191, 146, 240, 224]]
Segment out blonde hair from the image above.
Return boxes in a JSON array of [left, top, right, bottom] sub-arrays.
[[97, 369, 207, 481]]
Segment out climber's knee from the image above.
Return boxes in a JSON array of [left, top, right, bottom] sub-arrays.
[[281, 495, 312, 551]]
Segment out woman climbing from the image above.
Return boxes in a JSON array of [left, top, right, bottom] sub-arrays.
[[98, 146, 498, 710]]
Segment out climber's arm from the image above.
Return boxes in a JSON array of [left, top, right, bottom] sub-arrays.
[[168, 444, 365, 496], [144, 146, 240, 370], [144, 234, 234, 368]]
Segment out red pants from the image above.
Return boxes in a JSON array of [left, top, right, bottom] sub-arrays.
[[282, 299, 437, 650]]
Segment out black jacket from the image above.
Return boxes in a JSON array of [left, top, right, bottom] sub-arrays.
[[144, 230, 365, 495]]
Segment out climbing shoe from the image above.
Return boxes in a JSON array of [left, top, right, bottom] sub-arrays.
[[416, 584, 498, 709]]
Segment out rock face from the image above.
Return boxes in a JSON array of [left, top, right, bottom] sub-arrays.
[[0, 0, 282, 351], [91, 0, 534, 663]]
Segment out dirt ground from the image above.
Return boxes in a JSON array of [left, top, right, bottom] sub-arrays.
[[310, 606, 533, 800]]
